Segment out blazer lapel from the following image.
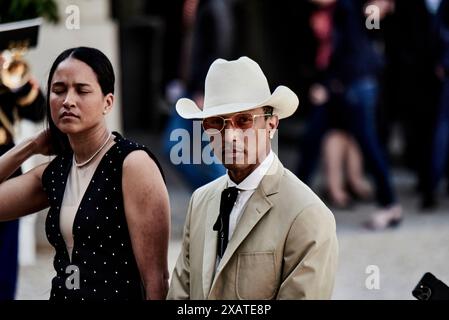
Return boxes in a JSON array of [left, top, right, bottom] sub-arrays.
[[202, 178, 227, 298], [216, 188, 272, 272]]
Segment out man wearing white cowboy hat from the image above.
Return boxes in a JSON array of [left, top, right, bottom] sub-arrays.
[[168, 56, 338, 299]]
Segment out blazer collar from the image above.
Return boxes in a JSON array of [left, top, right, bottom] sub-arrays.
[[202, 155, 284, 298], [226, 150, 275, 191]]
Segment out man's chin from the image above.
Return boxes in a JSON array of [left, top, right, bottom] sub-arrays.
[[223, 162, 250, 171]]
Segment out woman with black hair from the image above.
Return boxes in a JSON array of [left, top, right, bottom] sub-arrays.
[[0, 47, 170, 300]]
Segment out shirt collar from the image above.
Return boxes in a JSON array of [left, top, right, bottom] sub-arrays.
[[227, 150, 275, 191]]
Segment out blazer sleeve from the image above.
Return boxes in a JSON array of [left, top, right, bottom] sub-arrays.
[[167, 193, 194, 299], [276, 203, 339, 299]]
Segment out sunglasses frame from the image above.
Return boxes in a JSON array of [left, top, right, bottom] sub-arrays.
[[202, 112, 275, 133]]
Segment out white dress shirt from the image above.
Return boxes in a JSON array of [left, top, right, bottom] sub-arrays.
[[226, 150, 275, 240]]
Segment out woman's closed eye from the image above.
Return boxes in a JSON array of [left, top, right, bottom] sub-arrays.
[[51, 88, 65, 95], [76, 84, 92, 94]]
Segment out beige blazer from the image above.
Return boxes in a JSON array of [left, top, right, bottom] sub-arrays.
[[167, 156, 338, 300]]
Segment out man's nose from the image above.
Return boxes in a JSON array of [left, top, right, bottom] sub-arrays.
[[223, 119, 240, 140], [223, 118, 236, 130]]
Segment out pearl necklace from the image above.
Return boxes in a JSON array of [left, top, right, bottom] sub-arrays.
[[74, 132, 112, 167]]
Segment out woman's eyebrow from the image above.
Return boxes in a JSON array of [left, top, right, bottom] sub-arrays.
[[75, 82, 92, 87]]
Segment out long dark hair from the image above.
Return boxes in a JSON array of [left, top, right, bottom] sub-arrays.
[[46, 47, 115, 154]]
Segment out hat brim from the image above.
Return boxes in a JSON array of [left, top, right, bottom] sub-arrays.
[[176, 86, 299, 119]]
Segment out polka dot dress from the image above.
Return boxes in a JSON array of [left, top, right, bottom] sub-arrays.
[[42, 132, 164, 301]]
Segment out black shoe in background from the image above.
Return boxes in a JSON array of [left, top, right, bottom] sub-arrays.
[[421, 193, 437, 211]]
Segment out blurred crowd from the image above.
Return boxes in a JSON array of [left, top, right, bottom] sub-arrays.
[[157, 0, 449, 218]]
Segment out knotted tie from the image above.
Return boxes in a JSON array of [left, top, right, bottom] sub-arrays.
[[213, 187, 239, 258]]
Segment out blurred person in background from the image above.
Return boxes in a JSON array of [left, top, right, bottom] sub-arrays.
[[298, 0, 401, 229], [331, 0, 401, 229], [422, 0, 449, 209], [0, 49, 44, 300], [322, 128, 373, 208], [381, 0, 445, 206], [297, 0, 373, 208], [163, 0, 236, 190]]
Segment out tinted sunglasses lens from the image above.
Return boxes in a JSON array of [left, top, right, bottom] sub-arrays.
[[233, 113, 254, 129], [203, 116, 224, 133]]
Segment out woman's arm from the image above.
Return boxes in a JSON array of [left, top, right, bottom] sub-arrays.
[[0, 163, 49, 221], [122, 150, 171, 300], [0, 131, 52, 221]]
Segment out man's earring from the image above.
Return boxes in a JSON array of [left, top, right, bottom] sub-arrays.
[[103, 110, 107, 115]]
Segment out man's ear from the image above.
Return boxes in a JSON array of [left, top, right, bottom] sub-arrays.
[[268, 115, 279, 130], [268, 115, 279, 139]]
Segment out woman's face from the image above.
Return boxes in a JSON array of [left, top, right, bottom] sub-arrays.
[[49, 57, 113, 134]]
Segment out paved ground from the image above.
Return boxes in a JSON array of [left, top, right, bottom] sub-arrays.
[[16, 199, 449, 300], [14, 132, 449, 300]]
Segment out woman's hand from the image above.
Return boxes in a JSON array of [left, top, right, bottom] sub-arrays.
[[32, 129, 54, 156]]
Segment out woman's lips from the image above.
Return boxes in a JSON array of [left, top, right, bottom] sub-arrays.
[[60, 112, 79, 119]]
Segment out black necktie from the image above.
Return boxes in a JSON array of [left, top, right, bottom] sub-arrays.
[[213, 187, 239, 258]]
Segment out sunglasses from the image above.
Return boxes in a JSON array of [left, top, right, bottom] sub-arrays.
[[202, 112, 274, 134]]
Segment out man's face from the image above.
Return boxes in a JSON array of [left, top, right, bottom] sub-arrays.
[[204, 107, 279, 173]]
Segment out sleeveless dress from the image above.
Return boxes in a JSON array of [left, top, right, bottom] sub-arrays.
[[42, 132, 164, 301]]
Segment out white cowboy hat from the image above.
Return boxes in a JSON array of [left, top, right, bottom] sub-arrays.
[[176, 56, 299, 119]]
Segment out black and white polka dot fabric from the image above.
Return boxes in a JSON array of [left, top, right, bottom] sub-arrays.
[[42, 132, 164, 301]]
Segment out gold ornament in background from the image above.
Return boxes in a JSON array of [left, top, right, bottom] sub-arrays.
[[0, 127, 7, 145], [0, 45, 30, 91]]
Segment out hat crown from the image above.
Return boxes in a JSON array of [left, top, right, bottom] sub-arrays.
[[203, 57, 271, 110]]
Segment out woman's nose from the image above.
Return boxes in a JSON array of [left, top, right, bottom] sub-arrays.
[[62, 90, 76, 108]]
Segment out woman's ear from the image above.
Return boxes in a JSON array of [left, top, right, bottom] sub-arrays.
[[103, 93, 114, 115]]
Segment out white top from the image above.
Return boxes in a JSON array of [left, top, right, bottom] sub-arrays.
[[226, 150, 274, 241], [60, 140, 115, 261]]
